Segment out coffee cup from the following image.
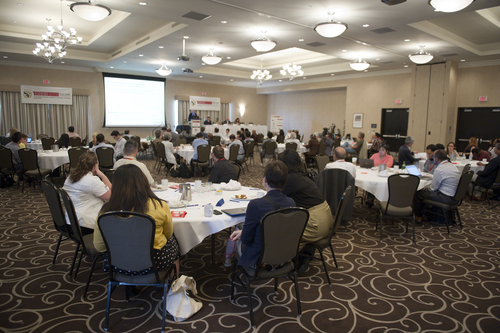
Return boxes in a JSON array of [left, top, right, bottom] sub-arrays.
[[195, 180, 202, 188], [257, 191, 265, 198], [394, 165, 399, 170], [352, 157, 357, 164], [482, 158, 487, 163], [161, 179, 168, 187]]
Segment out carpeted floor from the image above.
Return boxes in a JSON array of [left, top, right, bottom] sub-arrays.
[[1, 155, 500, 333]]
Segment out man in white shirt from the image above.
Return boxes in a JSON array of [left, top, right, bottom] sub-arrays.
[[113, 140, 154, 185], [413, 149, 460, 222], [285, 132, 301, 151], [111, 130, 126, 160], [324, 147, 357, 179]]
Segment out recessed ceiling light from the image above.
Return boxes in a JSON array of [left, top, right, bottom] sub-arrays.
[[299, 39, 304, 42], [230, 79, 233, 81], [61, 61, 65, 63], [139, 54, 143, 57], [3, 56, 8, 58], [183, 36, 189, 39], [331, 73, 335, 76], [404, 39, 410, 42], [227, 57, 231, 59], [303, 77, 306, 79], [12, 20, 17, 23], [202, 63, 206, 65], [158, 46, 164, 49], [221, 20, 227, 24], [139, 2, 147, 5], [364, 70, 368, 72], [363, 24, 369, 27], [279, 80, 282, 82], [404, 65, 408, 67], [123, 61, 127, 63], [199, 76, 203, 78], [17, 3, 24, 6], [342, 50, 347, 52], [461, 59, 466, 62], [376, 58, 380, 60], [110, 66, 114, 68]]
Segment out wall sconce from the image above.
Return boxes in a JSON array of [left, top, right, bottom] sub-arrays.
[[240, 105, 246, 116]]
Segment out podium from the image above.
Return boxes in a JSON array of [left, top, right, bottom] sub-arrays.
[[190, 120, 201, 135]]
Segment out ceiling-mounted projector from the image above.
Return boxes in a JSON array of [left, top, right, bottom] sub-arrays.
[[381, 0, 406, 5], [183, 68, 193, 73], [178, 55, 190, 61]]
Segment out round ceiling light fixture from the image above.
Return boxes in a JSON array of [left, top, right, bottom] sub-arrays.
[[429, 0, 474, 13], [201, 48, 222, 65], [314, 12, 348, 38], [350, 57, 370, 71], [409, 45, 434, 64], [156, 64, 172, 76], [250, 31, 277, 52], [70, 0, 112, 21]]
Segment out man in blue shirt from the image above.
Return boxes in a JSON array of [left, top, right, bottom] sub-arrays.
[[190, 132, 208, 175]]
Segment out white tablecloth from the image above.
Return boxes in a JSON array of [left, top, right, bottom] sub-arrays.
[[26, 141, 43, 151], [355, 167, 432, 202], [276, 143, 308, 154], [176, 145, 229, 164], [38, 150, 70, 170], [204, 124, 267, 136], [417, 159, 485, 174], [155, 185, 263, 255]]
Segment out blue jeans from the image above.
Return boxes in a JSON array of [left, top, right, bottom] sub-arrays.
[[342, 142, 357, 154]]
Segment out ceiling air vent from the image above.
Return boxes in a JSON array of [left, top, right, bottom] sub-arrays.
[[381, 61, 396, 64], [182, 11, 211, 21], [306, 42, 326, 47], [441, 53, 458, 57], [371, 27, 395, 34]]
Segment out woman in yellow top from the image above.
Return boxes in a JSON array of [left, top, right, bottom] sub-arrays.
[[93, 164, 180, 276]]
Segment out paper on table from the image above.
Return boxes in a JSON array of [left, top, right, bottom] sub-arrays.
[[378, 170, 389, 178]]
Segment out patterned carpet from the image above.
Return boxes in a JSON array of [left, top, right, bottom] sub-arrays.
[[1, 156, 500, 333]]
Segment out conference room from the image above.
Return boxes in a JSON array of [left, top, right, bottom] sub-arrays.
[[1, 0, 500, 332]]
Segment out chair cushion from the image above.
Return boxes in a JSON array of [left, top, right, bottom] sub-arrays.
[[240, 262, 294, 279], [114, 269, 169, 284], [379, 202, 413, 217], [423, 199, 450, 210]]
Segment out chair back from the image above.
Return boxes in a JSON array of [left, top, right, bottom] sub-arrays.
[[59, 188, 85, 247], [318, 141, 327, 156], [41, 180, 72, 237], [244, 141, 254, 158], [68, 148, 88, 172], [229, 144, 239, 162], [177, 138, 187, 145], [41, 137, 55, 150], [385, 174, 420, 210], [68, 137, 82, 147], [130, 136, 141, 146], [316, 155, 330, 172], [104, 169, 115, 184], [277, 135, 285, 144], [234, 163, 242, 180], [98, 211, 158, 277], [95, 147, 115, 169], [285, 142, 297, 151], [333, 138, 341, 148], [197, 145, 211, 163], [327, 186, 352, 244], [257, 133, 264, 144], [316, 168, 355, 222], [264, 141, 277, 156], [259, 207, 309, 267], [0, 148, 15, 170], [451, 170, 473, 206], [210, 136, 221, 146], [461, 163, 471, 174], [156, 142, 166, 159], [18, 148, 40, 171], [1, 137, 12, 146]]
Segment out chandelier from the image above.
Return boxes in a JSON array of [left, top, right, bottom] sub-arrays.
[[33, 17, 82, 64], [201, 48, 222, 65], [70, 0, 112, 21], [280, 63, 304, 81], [350, 57, 370, 71], [314, 12, 348, 38], [251, 59, 272, 85], [429, 0, 474, 12], [250, 31, 277, 52], [156, 64, 173, 76], [409, 45, 434, 64]]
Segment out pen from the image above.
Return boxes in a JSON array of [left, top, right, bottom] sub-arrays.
[[186, 204, 198, 207]]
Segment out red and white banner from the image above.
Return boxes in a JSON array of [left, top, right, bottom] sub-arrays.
[[189, 96, 220, 111], [21, 85, 72, 105], [270, 115, 283, 133]]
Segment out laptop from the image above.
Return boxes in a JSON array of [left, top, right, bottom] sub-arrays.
[[26, 137, 32, 143], [406, 165, 433, 179], [359, 158, 374, 168], [221, 207, 247, 217]]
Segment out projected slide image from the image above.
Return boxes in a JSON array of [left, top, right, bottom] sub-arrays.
[[104, 75, 165, 127]]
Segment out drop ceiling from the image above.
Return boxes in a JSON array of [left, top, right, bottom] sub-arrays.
[[1, 0, 500, 87]]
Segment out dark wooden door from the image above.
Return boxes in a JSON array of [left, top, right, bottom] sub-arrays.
[[380, 108, 409, 152], [455, 107, 500, 151]]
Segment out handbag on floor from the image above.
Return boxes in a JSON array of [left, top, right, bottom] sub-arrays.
[[166, 275, 203, 322]]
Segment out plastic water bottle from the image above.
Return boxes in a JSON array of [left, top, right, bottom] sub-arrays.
[[402, 161, 406, 170]]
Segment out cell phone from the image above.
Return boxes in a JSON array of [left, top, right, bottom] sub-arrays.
[[213, 210, 222, 215]]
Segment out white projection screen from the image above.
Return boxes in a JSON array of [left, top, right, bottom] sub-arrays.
[[103, 73, 165, 127]]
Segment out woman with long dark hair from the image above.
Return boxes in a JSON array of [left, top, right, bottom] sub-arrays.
[[55, 133, 70, 148], [62, 151, 111, 235], [93, 164, 180, 276]]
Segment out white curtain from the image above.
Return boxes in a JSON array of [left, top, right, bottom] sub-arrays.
[[0, 92, 90, 140], [177, 100, 229, 125]]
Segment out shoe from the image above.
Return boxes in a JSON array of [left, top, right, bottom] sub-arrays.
[[224, 255, 232, 267], [431, 220, 447, 226], [471, 196, 482, 201]]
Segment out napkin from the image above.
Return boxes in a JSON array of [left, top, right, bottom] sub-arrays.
[[216, 198, 225, 207], [219, 180, 241, 190], [378, 170, 389, 178]]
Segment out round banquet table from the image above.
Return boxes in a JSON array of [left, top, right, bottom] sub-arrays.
[[26, 141, 43, 151], [175, 145, 229, 164], [417, 159, 485, 174], [355, 166, 432, 202], [276, 143, 308, 154], [38, 149, 70, 170], [154, 184, 264, 255], [204, 124, 268, 137]]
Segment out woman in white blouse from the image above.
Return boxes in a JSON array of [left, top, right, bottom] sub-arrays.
[[62, 151, 111, 235], [162, 133, 177, 169]]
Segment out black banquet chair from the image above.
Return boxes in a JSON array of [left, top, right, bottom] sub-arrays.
[[230, 207, 309, 328], [18, 148, 52, 193], [98, 211, 177, 333], [96, 147, 115, 173]]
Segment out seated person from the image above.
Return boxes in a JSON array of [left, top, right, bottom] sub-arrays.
[[470, 143, 500, 200], [343, 132, 365, 154], [168, 128, 180, 147], [488, 138, 499, 159], [122, 129, 133, 140], [200, 126, 208, 139], [370, 144, 394, 168], [89, 132, 98, 148], [62, 151, 111, 235], [398, 136, 423, 166], [324, 134, 333, 157], [304, 134, 320, 163], [152, 130, 163, 146], [227, 134, 245, 161], [436, 143, 445, 150], [5, 131, 23, 171], [67, 126, 80, 138], [90, 133, 114, 152], [369, 133, 383, 155], [162, 133, 177, 169], [190, 132, 209, 173], [285, 132, 301, 151], [110, 130, 126, 159], [285, 129, 292, 140], [113, 140, 154, 185], [447, 142, 459, 161], [423, 144, 438, 174], [260, 131, 275, 165], [204, 116, 212, 125], [208, 145, 237, 183], [325, 147, 357, 179], [18, 133, 28, 149], [279, 150, 333, 250], [226, 161, 295, 267], [471, 147, 491, 162], [55, 133, 70, 148], [93, 164, 180, 277], [464, 136, 478, 157], [413, 149, 460, 223]]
